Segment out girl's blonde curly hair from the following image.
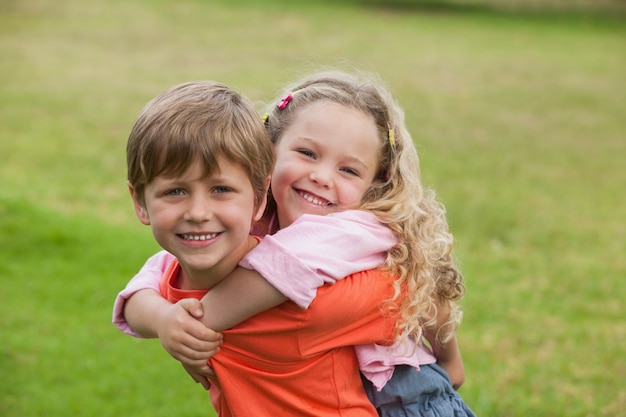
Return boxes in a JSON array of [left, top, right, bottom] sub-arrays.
[[264, 69, 465, 346]]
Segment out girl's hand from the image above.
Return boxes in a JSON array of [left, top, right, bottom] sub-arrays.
[[424, 298, 465, 390], [437, 351, 465, 390], [154, 298, 223, 386], [426, 332, 465, 390]]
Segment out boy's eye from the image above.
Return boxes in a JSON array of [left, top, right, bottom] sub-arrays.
[[166, 188, 184, 196], [213, 186, 232, 194]]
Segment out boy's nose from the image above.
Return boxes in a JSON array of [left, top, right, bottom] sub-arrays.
[[183, 195, 213, 222]]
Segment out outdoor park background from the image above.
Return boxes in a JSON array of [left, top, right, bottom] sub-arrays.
[[1, 0, 624, 416]]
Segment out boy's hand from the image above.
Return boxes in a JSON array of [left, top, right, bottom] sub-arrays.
[[182, 363, 216, 390], [155, 298, 223, 379]]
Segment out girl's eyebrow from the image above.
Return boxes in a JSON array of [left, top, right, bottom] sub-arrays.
[[342, 153, 370, 172]]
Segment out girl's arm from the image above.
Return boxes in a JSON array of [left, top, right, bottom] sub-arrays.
[[197, 210, 396, 330], [425, 331, 465, 389], [113, 211, 394, 376], [423, 299, 466, 389], [113, 211, 394, 333], [112, 250, 175, 336]]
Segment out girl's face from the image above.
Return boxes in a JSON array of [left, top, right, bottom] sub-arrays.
[[130, 158, 266, 288], [271, 101, 381, 229]]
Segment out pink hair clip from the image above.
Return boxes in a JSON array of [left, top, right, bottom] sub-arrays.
[[277, 93, 293, 110]]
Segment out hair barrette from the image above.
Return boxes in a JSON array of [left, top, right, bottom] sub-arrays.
[[387, 122, 396, 147], [277, 93, 293, 110], [262, 113, 269, 126]]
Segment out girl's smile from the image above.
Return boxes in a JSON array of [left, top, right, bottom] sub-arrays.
[[295, 189, 335, 207]]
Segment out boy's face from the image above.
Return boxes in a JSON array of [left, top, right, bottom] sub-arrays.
[[271, 101, 380, 229], [130, 157, 266, 287]]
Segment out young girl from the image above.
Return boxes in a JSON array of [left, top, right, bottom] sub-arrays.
[[114, 70, 474, 416]]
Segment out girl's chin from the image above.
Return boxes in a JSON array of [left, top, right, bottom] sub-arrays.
[[288, 208, 330, 223]]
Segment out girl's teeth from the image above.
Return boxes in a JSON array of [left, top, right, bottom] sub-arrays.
[[301, 191, 328, 206]]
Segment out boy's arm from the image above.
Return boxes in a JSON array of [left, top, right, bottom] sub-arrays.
[[199, 210, 396, 330]]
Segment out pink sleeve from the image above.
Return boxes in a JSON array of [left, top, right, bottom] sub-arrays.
[[112, 250, 176, 336], [239, 210, 396, 308], [356, 339, 436, 391]]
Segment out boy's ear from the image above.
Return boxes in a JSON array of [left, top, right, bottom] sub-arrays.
[[128, 181, 151, 225], [253, 175, 271, 222]]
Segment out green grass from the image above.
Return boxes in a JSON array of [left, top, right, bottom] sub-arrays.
[[1, 0, 624, 415]]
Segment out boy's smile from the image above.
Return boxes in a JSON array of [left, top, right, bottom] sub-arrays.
[[271, 101, 381, 229], [130, 158, 264, 290]]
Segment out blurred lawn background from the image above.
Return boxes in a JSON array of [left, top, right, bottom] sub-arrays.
[[1, 0, 624, 416]]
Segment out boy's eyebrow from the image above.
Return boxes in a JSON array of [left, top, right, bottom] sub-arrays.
[[297, 136, 372, 171]]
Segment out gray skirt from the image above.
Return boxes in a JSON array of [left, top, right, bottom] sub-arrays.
[[361, 363, 476, 417]]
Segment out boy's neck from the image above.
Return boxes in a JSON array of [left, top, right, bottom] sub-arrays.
[[174, 235, 259, 291]]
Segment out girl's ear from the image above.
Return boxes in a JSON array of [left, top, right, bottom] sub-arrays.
[[128, 181, 150, 225], [253, 175, 271, 222]]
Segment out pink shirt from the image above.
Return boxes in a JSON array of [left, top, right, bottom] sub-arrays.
[[112, 210, 435, 390]]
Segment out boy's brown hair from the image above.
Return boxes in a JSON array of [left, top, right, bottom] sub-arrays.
[[127, 80, 274, 210]]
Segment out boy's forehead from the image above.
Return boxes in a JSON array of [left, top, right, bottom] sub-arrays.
[[158, 155, 249, 181]]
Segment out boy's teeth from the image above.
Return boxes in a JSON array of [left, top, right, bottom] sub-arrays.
[[182, 233, 217, 241]]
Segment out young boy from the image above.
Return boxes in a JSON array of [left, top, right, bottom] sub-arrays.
[[124, 80, 274, 337]]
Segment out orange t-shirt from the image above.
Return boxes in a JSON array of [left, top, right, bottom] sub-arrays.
[[160, 259, 396, 417]]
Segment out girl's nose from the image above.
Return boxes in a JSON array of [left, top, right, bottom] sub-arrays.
[[309, 165, 333, 189]]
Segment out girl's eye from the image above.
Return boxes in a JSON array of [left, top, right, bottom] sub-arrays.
[[297, 149, 315, 158], [341, 167, 360, 177]]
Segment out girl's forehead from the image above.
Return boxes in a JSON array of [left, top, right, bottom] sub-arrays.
[[291, 101, 375, 130], [284, 102, 381, 163], [296, 100, 353, 115]]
